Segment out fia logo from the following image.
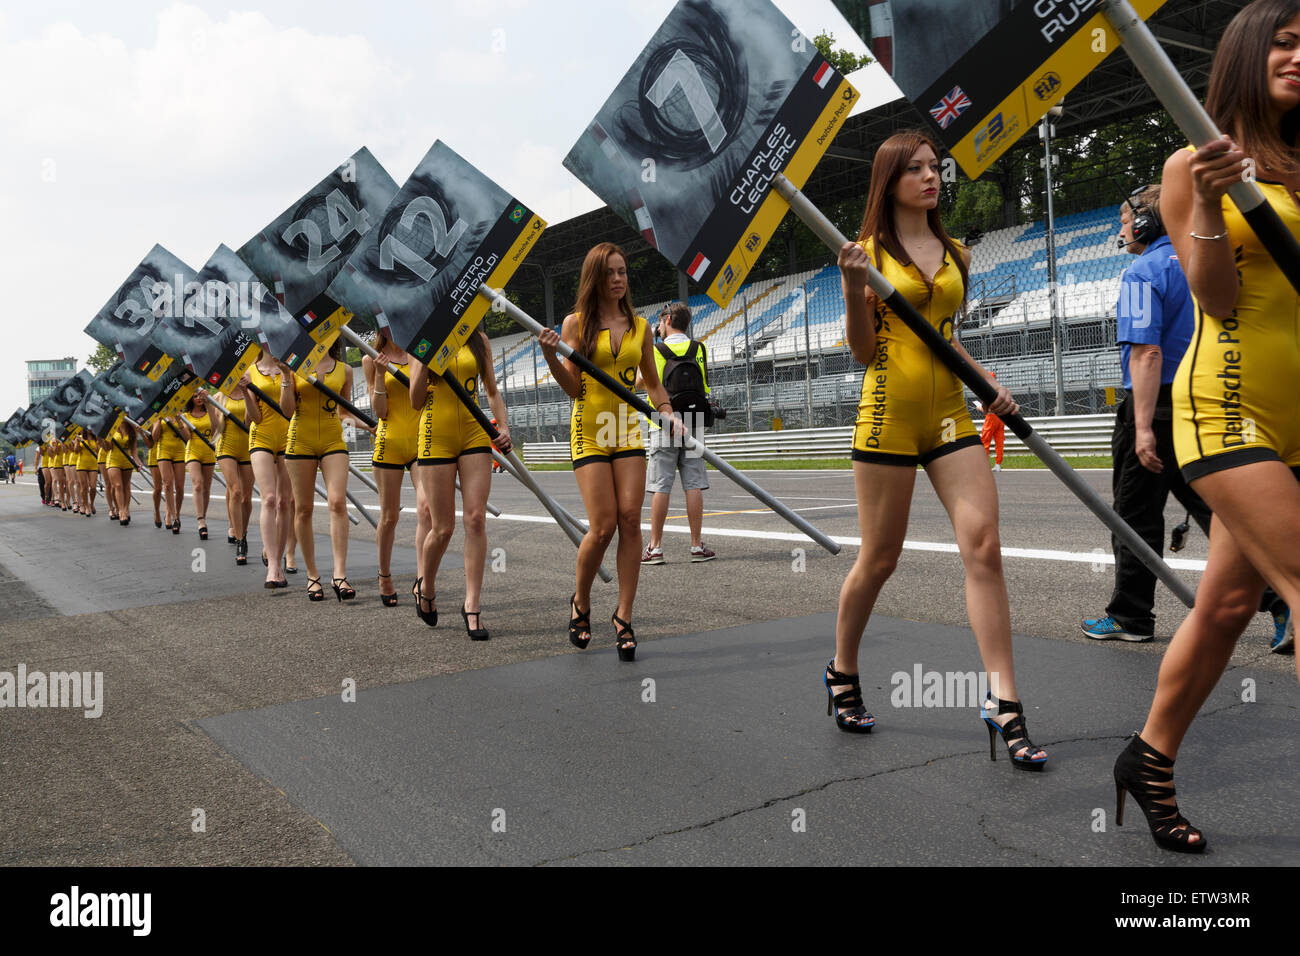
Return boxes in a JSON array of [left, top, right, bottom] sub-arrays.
[[1033, 72, 1062, 101]]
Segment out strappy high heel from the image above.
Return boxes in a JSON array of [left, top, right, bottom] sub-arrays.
[[568, 593, 591, 649], [414, 577, 437, 627], [461, 606, 490, 641], [377, 573, 398, 607], [172, 518, 181, 535], [1113, 733, 1206, 853], [235, 537, 248, 565], [612, 613, 636, 662], [982, 693, 1047, 770], [331, 577, 355, 602], [824, 660, 875, 733], [198, 519, 208, 541], [306, 577, 324, 602]]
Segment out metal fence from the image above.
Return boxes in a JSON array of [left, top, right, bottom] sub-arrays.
[[493, 277, 1128, 443]]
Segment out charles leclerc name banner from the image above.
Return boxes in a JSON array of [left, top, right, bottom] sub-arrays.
[[85, 245, 198, 384], [150, 245, 275, 398], [326, 140, 546, 375], [564, 0, 858, 308], [837, 0, 1167, 179], [237, 148, 398, 379]]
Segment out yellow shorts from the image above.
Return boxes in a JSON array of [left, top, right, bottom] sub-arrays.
[[106, 447, 134, 471], [249, 416, 289, 457], [569, 398, 645, 468], [417, 393, 490, 465], [850, 344, 980, 466], [76, 449, 98, 472], [156, 430, 187, 462], [147, 441, 160, 468], [215, 426, 251, 465], [1174, 304, 1300, 480], [285, 415, 346, 460], [186, 437, 216, 466], [373, 418, 419, 470]]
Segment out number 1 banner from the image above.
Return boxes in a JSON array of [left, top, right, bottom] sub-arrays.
[[564, 0, 858, 307], [237, 148, 398, 378], [84, 245, 197, 385], [834, 0, 1167, 178], [326, 140, 545, 375]]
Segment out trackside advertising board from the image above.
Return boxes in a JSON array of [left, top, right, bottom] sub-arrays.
[[564, 0, 858, 308], [326, 140, 546, 375], [835, 0, 1167, 178], [237, 148, 398, 378]]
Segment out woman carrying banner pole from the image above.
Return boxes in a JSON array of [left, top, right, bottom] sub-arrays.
[[1112, 0, 1300, 854], [279, 337, 359, 602], [537, 242, 681, 661], [362, 329, 427, 608], [826, 131, 1048, 772], [212, 380, 260, 565], [177, 391, 218, 541], [153, 415, 189, 533], [408, 328, 511, 639]]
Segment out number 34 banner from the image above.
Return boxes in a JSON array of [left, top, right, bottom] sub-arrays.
[[564, 0, 858, 308]]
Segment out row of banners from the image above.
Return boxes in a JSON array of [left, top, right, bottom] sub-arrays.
[[2, 0, 1164, 451]]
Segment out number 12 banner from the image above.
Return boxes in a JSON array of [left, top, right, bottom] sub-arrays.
[[326, 140, 545, 375], [564, 0, 858, 308]]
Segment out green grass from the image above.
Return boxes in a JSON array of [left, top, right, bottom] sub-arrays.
[[517, 454, 1113, 472]]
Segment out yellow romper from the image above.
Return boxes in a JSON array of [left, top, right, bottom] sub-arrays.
[[248, 364, 290, 456], [215, 397, 252, 464], [373, 361, 421, 470], [1173, 176, 1300, 480], [156, 419, 188, 462], [851, 239, 979, 466], [286, 359, 348, 460], [184, 411, 217, 465], [569, 313, 648, 467], [417, 347, 491, 464], [76, 437, 99, 472], [105, 425, 136, 471]]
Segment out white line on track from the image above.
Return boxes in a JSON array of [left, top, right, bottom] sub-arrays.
[[18, 477, 1203, 572]]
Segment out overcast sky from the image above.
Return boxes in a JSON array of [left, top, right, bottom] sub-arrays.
[[0, 0, 901, 416]]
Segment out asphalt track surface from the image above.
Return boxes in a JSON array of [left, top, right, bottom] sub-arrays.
[[0, 465, 1295, 866]]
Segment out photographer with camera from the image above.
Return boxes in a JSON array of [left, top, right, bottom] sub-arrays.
[[638, 302, 722, 565]]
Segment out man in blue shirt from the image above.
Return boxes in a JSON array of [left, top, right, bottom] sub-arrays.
[[1082, 186, 1292, 651]]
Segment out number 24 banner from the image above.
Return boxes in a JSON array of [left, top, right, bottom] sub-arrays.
[[564, 0, 858, 308]]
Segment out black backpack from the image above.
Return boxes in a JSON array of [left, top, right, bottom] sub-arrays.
[[656, 341, 712, 427]]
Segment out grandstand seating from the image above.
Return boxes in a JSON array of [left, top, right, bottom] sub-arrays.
[[491, 202, 1140, 393]]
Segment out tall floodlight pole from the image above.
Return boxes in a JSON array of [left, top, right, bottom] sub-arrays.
[[1041, 102, 1066, 415]]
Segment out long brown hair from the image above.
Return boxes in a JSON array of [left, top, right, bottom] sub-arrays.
[[572, 242, 636, 358], [855, 130, 969, 296], [1206, 0, 1300, 174], [466, 329, 490, 379]]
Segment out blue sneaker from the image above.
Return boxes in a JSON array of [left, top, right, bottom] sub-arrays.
[[1271, 608, 1295, 654], [1081, 615, 1153, 642]]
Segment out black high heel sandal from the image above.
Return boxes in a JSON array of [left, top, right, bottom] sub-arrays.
[[227, 533, 237, 544], [461, 606, 490, 641], [982, 693, 1047, 770], [154, 519, 162, 529], [331, 578, 356, 602], [172, 519, 181, 535], [118, 516, 130, 526], [414, 577, 437, 626], [198, 519, 208, 541], [377, 572, 398, 607], [1113, 733, 1206, 853], [235, 537, 248, 566], [568, 593, 591, 649], [611, 613, 636, 662], [824, 660, 875, 733], [306, 577, 324, 602]]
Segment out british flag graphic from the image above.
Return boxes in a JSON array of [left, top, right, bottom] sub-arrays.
[[929, 86, 972, 130]]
